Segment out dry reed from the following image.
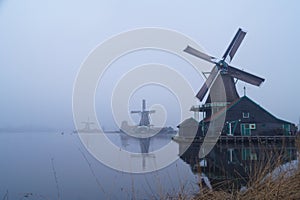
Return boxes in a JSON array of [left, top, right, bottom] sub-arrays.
[[193, 139, 300, 200]]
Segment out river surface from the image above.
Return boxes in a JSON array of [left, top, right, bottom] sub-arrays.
[[0, 132, 297, 199]]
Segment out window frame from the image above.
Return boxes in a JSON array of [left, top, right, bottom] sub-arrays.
[[242, 112, 250, 118]]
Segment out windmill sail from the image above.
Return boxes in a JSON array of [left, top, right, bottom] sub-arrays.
[[228, 66, 264, 86], [222, 28, 246, 62], [196, 66, 220, 101], [184, 46, 216, 64]]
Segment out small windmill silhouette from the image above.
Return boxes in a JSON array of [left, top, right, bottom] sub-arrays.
[[81, 118, 94, 131], [131, 99, 155, 126]]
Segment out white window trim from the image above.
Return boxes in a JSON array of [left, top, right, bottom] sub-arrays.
[[242, 112, 249, 118]]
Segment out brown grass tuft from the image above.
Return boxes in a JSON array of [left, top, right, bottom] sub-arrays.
[[193, 139, 300, 200]]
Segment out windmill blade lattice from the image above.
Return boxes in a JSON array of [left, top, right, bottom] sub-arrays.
[[184, 46, 217, 64], [196, 66, 220, 101], [222, 28, 247, 62], [227, 65, 264, 86]]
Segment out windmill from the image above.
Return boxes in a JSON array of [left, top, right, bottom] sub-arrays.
[[184, 28, 265, 104], [81, 118, 94, 131], [131, 99, 155, 126]]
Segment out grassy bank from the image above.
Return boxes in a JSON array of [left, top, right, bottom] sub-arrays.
[[194, 170, 300, 199], [193, 141, 300, 200]]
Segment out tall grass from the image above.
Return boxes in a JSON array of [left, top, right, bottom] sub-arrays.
[[51, 158, 60, 200], [193, 140, 300, 200]]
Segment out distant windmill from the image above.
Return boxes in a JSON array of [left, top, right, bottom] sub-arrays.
[[81, 118, 94, 131], [184, 28, 265, 103], [131, 99, 155, 126]]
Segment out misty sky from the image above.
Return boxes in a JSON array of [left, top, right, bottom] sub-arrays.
[[1, 0, 300, 131]]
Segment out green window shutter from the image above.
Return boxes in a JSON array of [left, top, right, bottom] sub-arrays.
[[282, 124, 291, 135], [241, 124, 245, 135], [241, 123, 251, 136]]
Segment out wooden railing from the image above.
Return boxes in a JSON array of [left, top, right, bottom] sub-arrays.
[[191, 135, 298, 143], [219, 135, 297, 143]]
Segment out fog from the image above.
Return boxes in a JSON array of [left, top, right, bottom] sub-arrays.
[[1, 0, 299, 131]]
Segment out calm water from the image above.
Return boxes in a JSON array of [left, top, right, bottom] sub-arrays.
[[0, 132, 297, 199], [0, 132, 198, 200]]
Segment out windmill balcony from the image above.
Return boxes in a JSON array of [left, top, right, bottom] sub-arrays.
[[190, 102, 230, 112]]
